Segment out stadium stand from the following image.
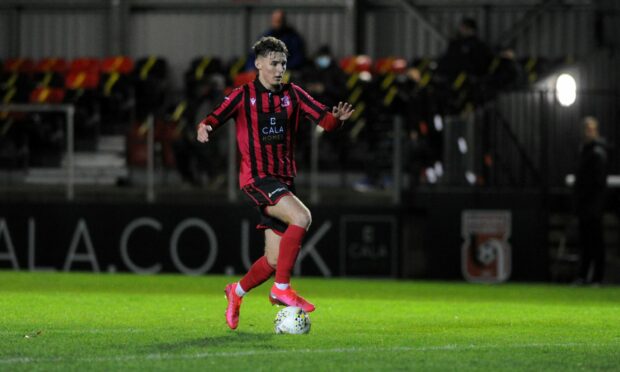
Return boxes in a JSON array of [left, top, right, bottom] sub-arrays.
[[0, 52, 567, 186]]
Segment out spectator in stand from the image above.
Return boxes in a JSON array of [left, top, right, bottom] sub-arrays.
[[574, 116, 608, 285], [299, 45, 348, 173], [437, 17, 494, 82], [301, 45, 346, 106], [485, 47, 525, 96], [245, 9, 306, 71], [434, 17, 494, 112]]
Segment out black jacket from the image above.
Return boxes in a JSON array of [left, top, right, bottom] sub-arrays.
[[575, 138, 608, 217]]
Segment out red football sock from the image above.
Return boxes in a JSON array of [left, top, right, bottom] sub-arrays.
[[275, 224, 306, 284], [239, 256, 274, 292]]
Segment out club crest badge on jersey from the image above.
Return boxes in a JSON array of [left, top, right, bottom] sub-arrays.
[[281, 96, 290, 107], [461, 210, 512, 283]]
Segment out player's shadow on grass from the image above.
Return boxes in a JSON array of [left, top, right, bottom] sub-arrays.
[[151, 332, 276, 353]]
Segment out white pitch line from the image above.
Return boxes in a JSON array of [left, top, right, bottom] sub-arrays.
[[0, 329, 144, 335], [0, 342, 610, 365]]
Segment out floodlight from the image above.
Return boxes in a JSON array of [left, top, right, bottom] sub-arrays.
[[556, 73, 576, 106]]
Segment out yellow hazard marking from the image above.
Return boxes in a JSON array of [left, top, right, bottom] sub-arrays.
[[172, 101, 187, 122], [111, 56, 123, 72], [453, 72, 467, 90], [383, 86, 398, 106], [346, 73, 359, 89], [417, 58, 429, 71], [195, 57, 211, 80], [420, 72, 431, 88], [229, 57, 246, 80], [351, 102, 365, 121], [7, 73, 18, 88], [38, 88, 51, 103], [348, 86, 363, 104], [381, 73, 395, 90], [174, 121, 186, 136], [3, 88, 16, 103], [140, 56, 157, 81], [70, 72, 87, 89], [41, 72, 53, 87], [349, 117, 366, 140], [138, 121, 150, 136], [104, 72, 120, 96], [525, 58, 536, 72], [1, 118, 13, 135], [0, 88, 14, 119]]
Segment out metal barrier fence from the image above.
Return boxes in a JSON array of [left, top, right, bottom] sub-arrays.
[[1, 104, 76, 200], [2, 88, 617, 202]]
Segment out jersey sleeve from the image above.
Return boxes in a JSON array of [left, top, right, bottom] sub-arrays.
[[291, 83, 342, 132], [198, 88, 243, 130]]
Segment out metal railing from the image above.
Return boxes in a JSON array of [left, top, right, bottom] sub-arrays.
[[1, 104, 76, 200], [11, 87, 618, 203]]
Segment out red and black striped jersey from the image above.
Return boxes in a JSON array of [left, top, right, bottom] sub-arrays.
[[199, 79, 341, 188]]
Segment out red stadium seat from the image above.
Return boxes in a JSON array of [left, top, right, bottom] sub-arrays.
[[65, 71, 100, 90], [34, 58, 68, 74], [69, 58, 101, 73], [339, 55, 373, 74], [29, 87, 65, 104], [339, 56, 354, 73], [391, 58, 408, 74], [233, 71, 256, 87], [374, 57, 408, 75], [4, 58, 35, 73], [101, 56, 134, 74], [374, 58, 394, 74]]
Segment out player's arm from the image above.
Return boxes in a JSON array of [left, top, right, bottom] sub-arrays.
[[291, 84, 354, 132], [197, 88, 243, 143]]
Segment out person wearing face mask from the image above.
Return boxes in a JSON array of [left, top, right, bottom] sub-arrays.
[[298, 45, 349, 175], [197, 37, 354, 330], [301, 45, 347, 107]]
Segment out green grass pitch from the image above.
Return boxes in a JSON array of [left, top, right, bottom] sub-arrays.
[[1, 271, 619, 371]]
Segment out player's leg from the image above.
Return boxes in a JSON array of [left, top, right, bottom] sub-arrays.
[[224, 230, 278, 330], [266, 194, 311, 286], [263, 228, 281, 269], [238, 230, 279, 294], [264, 195, 316, 312]]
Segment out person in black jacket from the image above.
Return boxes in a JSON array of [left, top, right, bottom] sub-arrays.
[[437, 17, 493, 82], [245, 9, 306, 71], [574, 116, 608, 285]]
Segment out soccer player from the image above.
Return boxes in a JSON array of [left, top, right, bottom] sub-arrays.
[[196, 36, 354, 330]]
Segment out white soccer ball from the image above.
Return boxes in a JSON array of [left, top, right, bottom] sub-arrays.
[[274, 306, 311, 334]]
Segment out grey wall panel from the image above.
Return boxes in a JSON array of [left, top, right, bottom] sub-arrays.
[[512, 8, 594, 58], [3, 0, 104, 7], [129, 11, 244, 90], [364, 9, 449, 60], [364, 4, 596, 61], [19, 11, 106, 59]]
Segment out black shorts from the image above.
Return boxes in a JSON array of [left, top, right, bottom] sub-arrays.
[[242, 177, 295, 234]]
